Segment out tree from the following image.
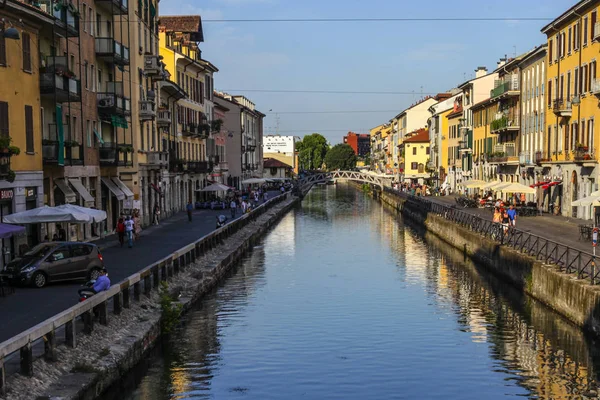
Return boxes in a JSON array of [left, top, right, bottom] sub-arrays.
[[324, 144, 357, 171], [297, 133, 328, 171]]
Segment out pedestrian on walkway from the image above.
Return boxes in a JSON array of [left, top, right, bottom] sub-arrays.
[[117, 217, 125, 247], [507, 205, 517, 228], [241, 200, 247, 214], [153, 204, 160, 225], [187, 201, 194, 222], [263, 191, 268, 202], [501, 209, 510, 234], [125, 216, 135, 248], [133, 210, 142, 240], [280, 185, 285, 194], [230, 199, 237, 218]]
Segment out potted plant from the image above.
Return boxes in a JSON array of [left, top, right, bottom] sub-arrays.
[[0, 136, 11, 153], [8, 146, 20, 156], [118, 144, 133, 153], [6, 170, 15, 183]]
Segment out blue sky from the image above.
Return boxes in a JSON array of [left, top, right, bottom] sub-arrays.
[[159, 0, 575, 144]]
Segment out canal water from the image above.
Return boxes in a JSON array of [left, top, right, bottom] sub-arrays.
[[112, 185, 600, 399]]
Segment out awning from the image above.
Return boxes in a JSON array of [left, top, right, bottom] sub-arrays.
[[530, 181, 549, 188], [112, 177, 134, 199], [55, 179, 76, 203], [150, 183, 162, 196], [93, 129, 104, 144], [542, 181, 562, 190], [69, 178, 95, 205], [111, 115, 128, 128], [101, 177, 125, 201], [178, 98, 204, 113], [0, 223, 25, 239]]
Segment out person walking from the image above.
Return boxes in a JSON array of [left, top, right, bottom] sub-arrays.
[[263, 191, 268, 202], [186, 200, 194, 222], [116, 217, 125, 247], [241, 200, 247, 214], [507, 204, 517, 229], [133, 210, 142, 241], [152, 204, 160, 225], [230, 199, 237, 218], [124, 216, 135, 248]]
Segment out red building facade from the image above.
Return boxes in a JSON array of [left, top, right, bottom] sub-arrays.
[[343, 132, 370, 157]]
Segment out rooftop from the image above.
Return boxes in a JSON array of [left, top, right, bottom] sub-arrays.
[[160, 15, 204, 42], [264, 158, 292, 169], [402, 129, 429, 143]]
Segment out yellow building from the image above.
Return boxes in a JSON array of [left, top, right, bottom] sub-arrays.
[[541, 0, 600, 219], [0, 1, 55, 256], [369, 124, 386, 173], [471, 98, 498, 182], [159, 16, 219, 211], [401, 129, 430, 183]]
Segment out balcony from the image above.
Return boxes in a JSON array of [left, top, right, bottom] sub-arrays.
[[458, 140, 471, 153], [181, 123, 197, 137], [95, 0, 128, 14], [594, 21, 600, 42], [188, 161, 212, 174], [535, 151, 551, 164], [490, 114, 520, 134], [144, 55, 162, 76], [42, 123, 68, 163], [488, 143, 518, 164], [519, 151, 532, 165], [139, 100, 155, 121], [38, 0, 79, 37], [97, 82, 130, 116], [95, 38, 130, 65], [552, 98, 572, 117], [146, 151, 169, 169], [156, 109, 171, 127], [592, 78, 600, 97], [99, 142, 133, 166], [574, 145, 596, 164], [490, 78, 519, 100], [40, 57, 81, 103]]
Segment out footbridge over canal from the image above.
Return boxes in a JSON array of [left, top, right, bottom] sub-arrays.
[[298, 171, 392, 193]]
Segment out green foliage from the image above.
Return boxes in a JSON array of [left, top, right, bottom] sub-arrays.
[[297, 133, 328, 170], [361, 183, 372, 194], [8, 146, 20, 156], [159, 281, 182, 335], [324, 143, 357, 171]]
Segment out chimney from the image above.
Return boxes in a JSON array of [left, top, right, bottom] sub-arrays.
[[497, 57, 507, 69], [475, 66, 488, 78]]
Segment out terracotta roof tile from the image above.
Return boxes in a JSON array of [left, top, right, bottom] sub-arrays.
[[402, 129, 429, 143], [160, 15, 204, 41], [264, 158, 292, 168]]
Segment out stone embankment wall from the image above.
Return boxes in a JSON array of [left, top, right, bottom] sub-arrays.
[[370, 185, 600, 335], [4, 196, 299, 400]]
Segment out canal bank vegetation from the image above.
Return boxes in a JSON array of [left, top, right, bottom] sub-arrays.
[[2, 195, 299, 400]]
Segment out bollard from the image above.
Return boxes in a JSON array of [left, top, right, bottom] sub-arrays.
[[144, 275, 152, 295], [98, 301, 108, 325], [173, 257, 180, 274], [44, 330, 56, 362], [114, 292, 123, 315], [83, 310, 94, 334], [65, 319, 76, 347], [20, 343, 33, 377], [123, 286, 131, 308], [134, 281, 141, 301], [153, 267, 160, 287]]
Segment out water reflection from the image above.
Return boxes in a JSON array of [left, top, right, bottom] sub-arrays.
[[116, 185, 600, 400]]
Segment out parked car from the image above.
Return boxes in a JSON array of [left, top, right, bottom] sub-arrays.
[[1, 242, 105, 288]]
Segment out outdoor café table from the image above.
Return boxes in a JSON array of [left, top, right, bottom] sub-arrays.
[[579, 224, 593, 240]]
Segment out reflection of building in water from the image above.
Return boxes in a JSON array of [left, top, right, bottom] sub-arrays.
[[436, 249, 598, 399], [265, 212, 295, 256]]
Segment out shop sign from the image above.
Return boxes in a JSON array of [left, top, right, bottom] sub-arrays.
[[0, 189, 14, 200]]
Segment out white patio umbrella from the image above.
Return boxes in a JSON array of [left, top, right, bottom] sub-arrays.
[[3, 205, 93, 224], [496, 182, 536, 194], [572, 196, 600, 206], [199, 182, 231, 192], [242, 178, 266, 185], [461, 179, 486, 188], [482, 181, 503, 190], [56, 204, 107, 222]]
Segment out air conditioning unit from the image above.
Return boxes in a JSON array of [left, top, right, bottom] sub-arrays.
[[99, 97, 114, 107]]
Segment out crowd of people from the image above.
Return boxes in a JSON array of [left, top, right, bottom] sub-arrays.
[[391, 182, 442, 197]]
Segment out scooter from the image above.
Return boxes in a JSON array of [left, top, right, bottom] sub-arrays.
[[78, 279, 96, 302]]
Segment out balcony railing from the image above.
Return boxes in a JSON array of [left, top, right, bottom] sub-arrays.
[[157, 109, 171, 126], [97, 82, 130, 116], [574, 145, 596, 163], [490, 115, 520, 133], [139, 100, 155, 120], [40, 72, 81, 103], [144, 55, 163, 76], [488, 143, 518, 163], [552, 98, 572, 117], [38, 0, 79, 37], [100, 142, 133, 166], [188, 161, 212, 174], [147, 151, 169, 168], [95, 0, 128, 14], [95, 38, 130, 65], [490, 78, 519, 99], [181, 123, 197, 137]]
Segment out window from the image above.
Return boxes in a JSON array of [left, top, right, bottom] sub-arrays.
[[22, 32, 31, 71], [426, 146, 430, 155], [82, 4, 87, 32], [70, 54, 75, 71], [24, 105, 33, 153], [411, 162, 418, 170], [90, 65, 95, 92], [86, 120, 91, 147], [84, 63, 88, 89], [92, 121, 98, 148], [412, 147, 417, 155], [575, 22, 580, 50], [567, 71, 571, 98], [561, 32, 566, 57], [89, 7, 94, 35], [589, 119, 595, 150], [584, 17, 589, 46], [548, 80, 552, 107], [575, 67, 579, 96], [0, 101, 8, 137], [591, 60, 597, 89], [96, 13, 101, 36], [593, 12, 598, 42], [568, 27, 572, 53], [549, 39, 553, 62], [581, 119, 586, 145], [97, 68, 102, 92]]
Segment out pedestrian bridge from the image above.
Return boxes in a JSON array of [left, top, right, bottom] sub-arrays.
[[298, 171, 393, 192]]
